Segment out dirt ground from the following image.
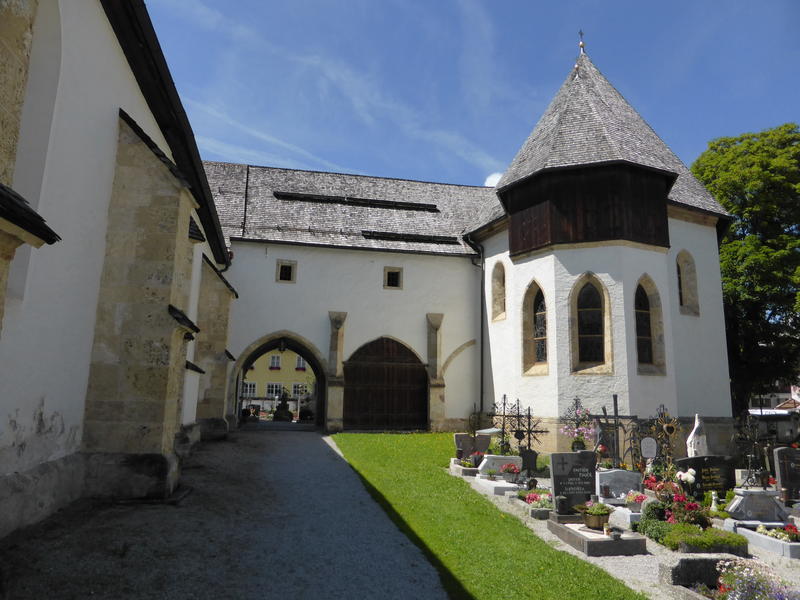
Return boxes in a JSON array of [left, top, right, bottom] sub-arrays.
[[0, 427, 448, 600]]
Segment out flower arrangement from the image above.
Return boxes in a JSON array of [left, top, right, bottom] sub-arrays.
[[756, 523, 800, 543], [500, 463, 520, 474], [665, 494, 709, 528], [486, 469, 497, 481], [626, 491, 647, 505], [559, 399, 595, 449], [643, 474, 659, 490], [524, 492, 553, 509], [459, 459, 474, 468], [699, 558, 800, 600], [559, 405, 596, 443]]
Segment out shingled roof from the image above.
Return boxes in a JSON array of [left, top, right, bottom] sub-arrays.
[[496, 53, 727, 217], [205, 162, 501, 256]]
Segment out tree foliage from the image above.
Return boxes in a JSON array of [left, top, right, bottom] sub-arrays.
[[691, 123, 800, 416]]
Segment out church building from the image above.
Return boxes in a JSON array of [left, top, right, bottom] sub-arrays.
[[0, 0, 732, 541], [209, 50, 732, 443]]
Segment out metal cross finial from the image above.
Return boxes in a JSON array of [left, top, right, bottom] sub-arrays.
[[578, 29, 585, 54]]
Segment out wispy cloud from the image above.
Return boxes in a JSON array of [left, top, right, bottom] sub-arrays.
[[291, 53, 505, 172], [197, 136, 312, 169], [186, 99, 356, 172], [157, 0, 505, 175]]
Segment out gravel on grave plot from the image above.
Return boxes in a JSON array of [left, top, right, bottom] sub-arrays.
[[0, 429, 449, 600], [476, 481, 800, 599]]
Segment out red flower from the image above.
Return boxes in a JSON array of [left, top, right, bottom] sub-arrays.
[[792, 442, 799, 448], [768, 476, 777, 485], [786, 524, 799, 534], [684, 502, 700, 511], [673, 494, 687, 503]]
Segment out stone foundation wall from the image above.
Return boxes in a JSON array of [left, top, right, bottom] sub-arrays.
[[0, 452, 83, 541], [196, 260, 235, 439], [0, 0, 38, 186], [82, 117, 193, 498]]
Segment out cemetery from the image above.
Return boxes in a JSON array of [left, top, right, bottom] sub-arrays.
[[444, 396, 800, 598]]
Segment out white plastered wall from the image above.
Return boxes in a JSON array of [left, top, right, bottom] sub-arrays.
[[483, 230, 686, 421], [225, 242, 481, 421], [667, 217, 731, 417], [0, 0, 179, 474]]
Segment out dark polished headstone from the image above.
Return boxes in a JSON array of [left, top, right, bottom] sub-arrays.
[[519, 449, 539, 474], [774, 447, 800, 502], [675, 455, 736, 495], [551, 451, 596, 513], [453, 433, 491, 459]]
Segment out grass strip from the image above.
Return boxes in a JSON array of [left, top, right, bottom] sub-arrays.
[[334, 432, 647, 600]]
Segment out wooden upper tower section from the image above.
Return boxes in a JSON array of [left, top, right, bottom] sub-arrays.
[[495, 52, 723, 256]]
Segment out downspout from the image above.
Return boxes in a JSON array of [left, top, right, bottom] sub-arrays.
[[464, 233, 485, 413]]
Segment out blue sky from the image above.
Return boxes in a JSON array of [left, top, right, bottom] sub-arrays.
[[147, 0, 798, 187]]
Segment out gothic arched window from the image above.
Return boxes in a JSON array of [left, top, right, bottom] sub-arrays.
[[522, 280, 548, 375], [577, 282, 603, 363], [635, 285, 653, 364], [533, 290, 547, 364]]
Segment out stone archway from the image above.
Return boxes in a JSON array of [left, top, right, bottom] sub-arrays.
[[343, 337, 429, 431], [229, 331, 329, 428]]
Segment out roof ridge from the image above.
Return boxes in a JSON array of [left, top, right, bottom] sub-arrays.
[[576, 64, 625, 163], [203, 160, 494, 190]]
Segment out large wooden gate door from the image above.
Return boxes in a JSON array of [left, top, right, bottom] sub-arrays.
[[343, 338, 428, 430]]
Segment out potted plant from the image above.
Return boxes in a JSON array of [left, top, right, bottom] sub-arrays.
[[486, 469, 497, 481], [469, 451, 484, 468], [523, 491, 553, 519], [574, 501, 614, 530], [625, 490, 647, 512], [500, 462, 520, 483]]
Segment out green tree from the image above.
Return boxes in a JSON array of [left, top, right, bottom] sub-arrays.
[[691, 123, 800, 416]]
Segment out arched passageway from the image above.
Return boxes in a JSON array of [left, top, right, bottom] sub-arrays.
[[343, 337, 429, 430], [234, 333, 328, 428]]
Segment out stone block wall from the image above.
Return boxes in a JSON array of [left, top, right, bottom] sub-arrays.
[[0, 0, 38, 186], [82, 117, 193, 498], [195, 260, 235, 438]]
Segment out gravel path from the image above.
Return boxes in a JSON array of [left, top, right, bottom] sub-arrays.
[[0, 428, 448, 600]]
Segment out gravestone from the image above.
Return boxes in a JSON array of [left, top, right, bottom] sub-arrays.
[[675, 455, 736, 495], [596, 469, 642, 504], [478, 454, 522, 476], [519, 448, 539, 475], [453, 433, 491, 459], [551, 451, 596, 513], [640, 437, 658, 459], [774, 447, 800, 502]]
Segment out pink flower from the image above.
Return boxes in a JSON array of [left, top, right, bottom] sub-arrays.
[[685, 502, 700, 511], [673, 494, 687, 503]]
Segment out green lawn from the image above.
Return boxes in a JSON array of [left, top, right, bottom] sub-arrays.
[[333, 432, 647, 600]]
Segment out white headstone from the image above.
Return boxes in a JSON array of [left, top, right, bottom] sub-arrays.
[[686, 414, 709, 457], [640, 437, 658, 459]]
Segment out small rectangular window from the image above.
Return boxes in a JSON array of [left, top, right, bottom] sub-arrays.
[[296, 356, 306, 370], [266, 383, 282, 397], [384, 267, 402, 289], [293, 383, 308, 398], [269, 355, 281, 369], [241, 382, 256, 398], [276, 259, 297, 283]]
